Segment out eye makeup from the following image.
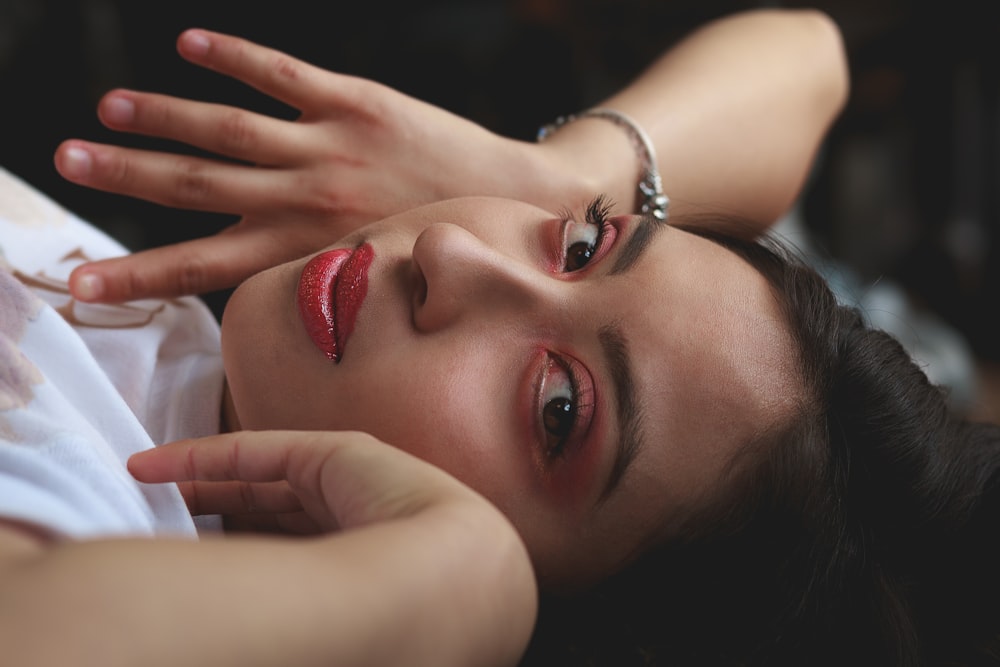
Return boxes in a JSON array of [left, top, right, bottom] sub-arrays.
[[537, 352, 596, 460], [523, 343, 613, 506], [557, 195, 618, 275], [526, 195, 626, 495], [527, 196, 619, 474]]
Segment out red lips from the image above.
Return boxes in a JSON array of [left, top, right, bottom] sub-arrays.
[[297, 243, 374, 362]]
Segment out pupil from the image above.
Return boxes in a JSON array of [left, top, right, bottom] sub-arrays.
[[567, 242, 594, 271], [543, 397, 574, 436]]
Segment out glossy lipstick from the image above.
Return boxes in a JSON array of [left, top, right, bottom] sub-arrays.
[[297, 243, 374, 362]]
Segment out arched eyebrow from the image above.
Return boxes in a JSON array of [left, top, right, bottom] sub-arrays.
[[595, 214, 665, 502], [609, 213, 666, 276], [597, 323, 645, 503]]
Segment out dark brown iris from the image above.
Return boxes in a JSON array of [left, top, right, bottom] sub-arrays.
[[565, 242, 595, 272], [543, 397, 574, 437]]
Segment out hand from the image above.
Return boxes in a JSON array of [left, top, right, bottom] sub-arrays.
[[128, 430, 489, 535], [55, 29, 576, 302]]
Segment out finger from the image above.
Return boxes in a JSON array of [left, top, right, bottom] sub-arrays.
[[68, 227, 305, 302], [175, 29, 361, 111], [176, 480, 302, 516], [128, 431, 334, 484], [55, 140, 302, 215], [96, 90, 312, 165], [131, 431, 465, 535]]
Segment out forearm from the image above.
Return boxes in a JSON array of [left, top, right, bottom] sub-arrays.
[[0, 505, 536, 667], [534, 8, 849, 232], [53, 10, 846, 302]]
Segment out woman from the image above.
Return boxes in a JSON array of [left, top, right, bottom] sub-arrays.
[[10, 8, 982, 667]]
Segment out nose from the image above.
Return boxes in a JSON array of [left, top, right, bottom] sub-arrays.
[[410, 222, 556, 332]]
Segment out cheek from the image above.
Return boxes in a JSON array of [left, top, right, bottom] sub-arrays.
[[222, 267, 552, 548], [380, 367, 557, 557], [349, 350, 523, 498], [344, 341, 555, 542]]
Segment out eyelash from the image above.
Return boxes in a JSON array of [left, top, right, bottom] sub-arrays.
[[560, 194, 614, 273], [539, 195, 611, 460]]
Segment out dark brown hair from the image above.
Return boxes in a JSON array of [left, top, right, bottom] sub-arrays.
[[521, 223, 1000, 666]]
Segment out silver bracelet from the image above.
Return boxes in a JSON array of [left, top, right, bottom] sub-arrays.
[[537, 108, 669, 220]]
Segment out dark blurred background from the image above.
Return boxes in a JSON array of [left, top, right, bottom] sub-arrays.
[[2, 0, 999, 415]]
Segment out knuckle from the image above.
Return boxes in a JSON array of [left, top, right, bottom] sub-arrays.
[[271, 54, 302, 85], [299, 174, 365, 219], [172, 254, 212, 296], [184, 482, 203, 516], [238, 481, 257, 512], [104, 154, 133, 188], [217, 110, 257, 153], [166, 161, 213, 206], [184, 446, 199, 484], [117, 264, 151, 301], [343, 79, 393, 125], [303, 189, 349, 218], [228, 436, 243, 479]]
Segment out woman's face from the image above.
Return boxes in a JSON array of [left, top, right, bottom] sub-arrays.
[[221, 196, 798, 586]]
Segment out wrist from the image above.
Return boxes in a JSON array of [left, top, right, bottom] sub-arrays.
[[530, 115, 651, 216], [491, 130, 631, 216]]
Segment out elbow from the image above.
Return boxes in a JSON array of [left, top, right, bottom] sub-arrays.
[[796, 8, 851, 123]]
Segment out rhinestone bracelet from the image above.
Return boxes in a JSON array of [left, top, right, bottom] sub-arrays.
[[537, 108, 668, 220]]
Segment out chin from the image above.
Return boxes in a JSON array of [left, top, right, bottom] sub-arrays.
[[219, 271, 303, 431]]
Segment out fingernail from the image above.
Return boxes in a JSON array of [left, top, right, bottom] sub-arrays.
[[73, 272, 104, 302], [103, 95, 135, 124], [62, 146, 93, 179], [180, 30, 211, 57]]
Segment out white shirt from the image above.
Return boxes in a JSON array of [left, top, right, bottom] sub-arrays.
[[0, 167, 224, 539]]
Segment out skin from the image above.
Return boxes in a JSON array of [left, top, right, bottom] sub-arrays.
[[52, 9, 848, 303], [221, 196, 801, 587], [1, 9, 849, 665]]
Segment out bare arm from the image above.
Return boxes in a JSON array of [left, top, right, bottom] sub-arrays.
[[537, 8, 850, 234], [55, 8, 847, 301], [0, 432, 536, 667]]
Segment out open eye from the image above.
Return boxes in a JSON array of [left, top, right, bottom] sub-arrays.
[[540, 356, 577, 458], [560, 194, 613, 273], [563, 221, 601, 272]]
